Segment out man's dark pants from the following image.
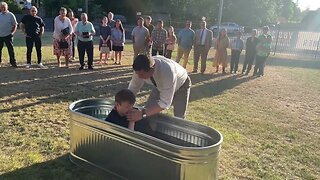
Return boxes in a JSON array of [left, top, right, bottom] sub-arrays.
[[242, 53, 256, 73], [152, 49, 164, 56], [78, 40, 93, 67], [254, 55, 268, 76], [193, 45, 209, 73], [26, 36, 42, 64], [230, 49, 241, 73], [0, 34, 16, 65]]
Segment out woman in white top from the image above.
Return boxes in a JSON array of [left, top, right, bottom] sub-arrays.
[[53, 7, 73, 67]]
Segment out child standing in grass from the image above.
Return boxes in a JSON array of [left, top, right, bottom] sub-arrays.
[[105, 89, 136, 130], [98, 16, 111, 64]]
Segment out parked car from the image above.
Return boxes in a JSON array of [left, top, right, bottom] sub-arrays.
[[210, 22, 244, 34]]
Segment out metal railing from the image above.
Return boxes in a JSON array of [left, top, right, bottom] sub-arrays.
[[229, 29, 320, 59]]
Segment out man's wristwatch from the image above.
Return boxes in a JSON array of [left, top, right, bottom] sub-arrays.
[[141, 108, 147, 119]]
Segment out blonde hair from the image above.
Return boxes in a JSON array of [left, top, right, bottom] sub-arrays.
[[0, 1, 8, 8]]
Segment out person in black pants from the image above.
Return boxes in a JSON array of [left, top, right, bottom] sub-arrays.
[[75, 13, 96, 70], [20, 6, 45, 68], [230, 32, 244, 73], [0, 2, 17, 68], [242, 29, 259, 74], [254, 26, 272, 77]]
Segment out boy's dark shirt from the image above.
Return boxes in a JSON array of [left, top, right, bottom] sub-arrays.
[[21, 14, 45, 38], [105, 108, 154, 135], [105, 108, 129, 127]]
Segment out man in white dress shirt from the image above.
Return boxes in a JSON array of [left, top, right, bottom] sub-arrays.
[[127, 54, 192, 122]]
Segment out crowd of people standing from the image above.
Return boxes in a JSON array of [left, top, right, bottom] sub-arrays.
[[0, 1, 272, 77], [0, 2, 126, 70]]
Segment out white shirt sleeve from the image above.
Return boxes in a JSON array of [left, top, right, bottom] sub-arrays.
[[155, 64, 176, 109], [128, 72, 145, 95], [11, 13, 17, 25]]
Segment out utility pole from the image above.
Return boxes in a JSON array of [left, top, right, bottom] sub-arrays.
[[85, 0, 88, 14], [217, 0, 223, 33]]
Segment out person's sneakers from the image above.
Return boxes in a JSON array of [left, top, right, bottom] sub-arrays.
[[79, 66, 84, 70], [38, 63, 45, 68], [191, 70, 197, 73], [11, 63, 18, 68], [70, 57, 75, 62], [26, 63, 31, 68], [88, 65, 94, 70]]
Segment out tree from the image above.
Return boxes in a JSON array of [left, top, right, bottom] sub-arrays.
[[40, 0, 303, 26], [6, 0, 22, 14]]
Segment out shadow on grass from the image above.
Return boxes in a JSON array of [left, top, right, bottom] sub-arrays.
[[0, 62, 260, 113], [0, 154, 103, 180], [189, 73, 258, 101], [267, 56, 320, 69], [0, 65, 134, 113]]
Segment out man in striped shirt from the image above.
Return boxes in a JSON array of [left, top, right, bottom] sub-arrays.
[[230, 31, 244, 73]]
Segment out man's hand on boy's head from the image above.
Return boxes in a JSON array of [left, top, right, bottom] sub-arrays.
[[127, 108, 143, 122]]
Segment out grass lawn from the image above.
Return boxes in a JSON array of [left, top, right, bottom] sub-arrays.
[[0, 31, 320, 179]]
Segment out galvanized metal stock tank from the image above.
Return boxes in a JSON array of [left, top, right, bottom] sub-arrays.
[[69, 98, 223, 180]]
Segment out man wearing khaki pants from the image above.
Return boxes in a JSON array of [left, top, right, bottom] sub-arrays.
[[131, 17, 149, 60], [176, 20, 195, 69]]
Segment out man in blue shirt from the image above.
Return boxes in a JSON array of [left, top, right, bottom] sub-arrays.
[[176, 21, 195, 69], [0, 2, 17, 67]]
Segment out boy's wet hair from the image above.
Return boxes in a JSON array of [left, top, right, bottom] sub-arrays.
[[115, 89, 136, 105]]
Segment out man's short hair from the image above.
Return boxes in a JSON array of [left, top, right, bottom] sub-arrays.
[[115, 89, 136, 105], [0, 2, 8, 8], [132, 54, 155, 72], [60, 7, 67, 12], [137, 17, 144, 21], [108, 12, 114, 16], [145, 16, 152, 21]]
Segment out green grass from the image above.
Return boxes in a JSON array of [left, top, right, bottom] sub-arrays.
[[0, 31, 320, 179]]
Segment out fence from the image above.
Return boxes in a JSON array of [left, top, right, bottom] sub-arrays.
[[230, 29, 320, 59]]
